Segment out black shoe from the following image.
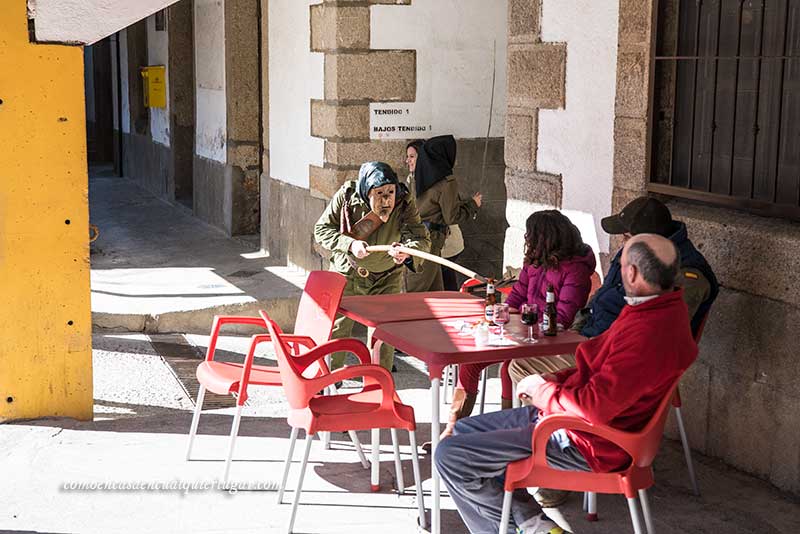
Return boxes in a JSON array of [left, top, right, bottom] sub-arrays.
[[391, 364, 398, 372]]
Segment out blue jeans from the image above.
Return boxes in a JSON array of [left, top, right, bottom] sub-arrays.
[[434, 406, 590, 534]]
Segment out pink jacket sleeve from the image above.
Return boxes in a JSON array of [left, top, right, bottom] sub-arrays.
[[505, 266, 529, 310], [555, 259, 595, 328]]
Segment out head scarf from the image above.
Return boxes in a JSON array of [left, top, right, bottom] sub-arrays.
[[356, 161, 401, 204], [415, 135, 457, 197]]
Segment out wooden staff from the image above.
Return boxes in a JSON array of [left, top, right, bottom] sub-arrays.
[[365, 245, 488, 283]]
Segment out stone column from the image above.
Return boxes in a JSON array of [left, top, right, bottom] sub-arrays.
[[502, 0, 566, 268], [225, 0, 261, 235], [308, 0, 415, 200], [610, 0, 656, 251]]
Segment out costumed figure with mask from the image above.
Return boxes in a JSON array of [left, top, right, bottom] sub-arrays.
[[314, 161, 431, 371], [405, 135, 482, 293]]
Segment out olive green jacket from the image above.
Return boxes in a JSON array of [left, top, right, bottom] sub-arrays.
[[314, 180, 431, 275], [416, 175, 479, 226]]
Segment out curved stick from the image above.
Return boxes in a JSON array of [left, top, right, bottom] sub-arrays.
[[365, 245, 487, 283]]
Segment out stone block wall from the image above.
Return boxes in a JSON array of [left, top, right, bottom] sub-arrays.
[[503, 0, 567, 268], [308, 1, 415, 202], [614, 0, 800, 494]]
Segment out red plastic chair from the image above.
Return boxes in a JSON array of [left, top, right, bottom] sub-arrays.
[[185, 270, 354, 483], [499, 380, 682, 534], [263, 313, 426, 534]]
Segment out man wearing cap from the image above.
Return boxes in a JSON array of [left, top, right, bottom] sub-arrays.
[[314, 161, 431, 371], [506, 196, 718, 508]]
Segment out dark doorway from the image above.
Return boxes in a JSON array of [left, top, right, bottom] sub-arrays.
[[85, 37, 115, 165]]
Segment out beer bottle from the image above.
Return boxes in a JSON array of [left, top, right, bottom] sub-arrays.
[[542, 283, 558, 336], [484, 278, 497, 323]]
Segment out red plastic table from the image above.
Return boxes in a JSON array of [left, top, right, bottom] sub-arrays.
[[373, 316, 586, 534], [338, 291, 484, 327]]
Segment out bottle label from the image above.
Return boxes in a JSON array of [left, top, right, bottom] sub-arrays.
[[541, 314, 550, 331], [487, 284, 495, 294], [485, 306, 494, 322]]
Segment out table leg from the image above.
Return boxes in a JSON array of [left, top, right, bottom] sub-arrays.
[[431, 377, 441, 534]]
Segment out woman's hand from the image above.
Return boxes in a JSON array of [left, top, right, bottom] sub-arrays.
[[472, 192, 483, 208]]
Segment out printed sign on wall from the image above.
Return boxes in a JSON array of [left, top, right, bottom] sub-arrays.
[[369, 103, 432, 140]]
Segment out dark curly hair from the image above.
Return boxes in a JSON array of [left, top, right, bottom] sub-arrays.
[[523, 210, 589, 270]]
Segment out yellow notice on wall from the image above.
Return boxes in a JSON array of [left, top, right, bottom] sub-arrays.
[[141, 65, 167, 108]]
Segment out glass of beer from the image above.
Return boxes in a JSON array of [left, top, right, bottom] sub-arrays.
[[520, 303, 538, 344]]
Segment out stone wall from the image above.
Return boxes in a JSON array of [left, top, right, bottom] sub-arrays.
[[502, 0, 566, 268], [614, 0, 800, 494], [454, 138, 507, 281]]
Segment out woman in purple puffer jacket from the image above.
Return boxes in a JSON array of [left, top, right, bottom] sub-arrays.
[[441, 210, 596, 439]]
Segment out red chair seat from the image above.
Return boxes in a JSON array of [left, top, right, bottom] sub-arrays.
[[197, 360, 281, 396], [293, 384, 415, 434]]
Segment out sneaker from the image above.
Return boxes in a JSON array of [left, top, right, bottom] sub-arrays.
[[516, 513, 567, 534], [533, 488, 570, 508]]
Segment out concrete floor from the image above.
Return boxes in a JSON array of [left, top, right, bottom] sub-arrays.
[[89, 168, 307, 334], [1, 333, 798, 534]]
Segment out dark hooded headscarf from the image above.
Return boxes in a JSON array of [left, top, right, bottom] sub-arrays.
[[415, 135, 457, 198], [356, 161, 404, 204]]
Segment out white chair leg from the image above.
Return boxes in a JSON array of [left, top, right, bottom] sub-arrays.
[[499, 490, 513, 534], [674, 406, 700, 496], [390, 428, 405, 494], [186, 385, 206, 460], [586, 491, 598, 521], [409, 431, 427, 530], [582, 491, 588, 512], [639, 489, 655, 534], [371, 428, 380, 491], [223, 404, 244, 484], [478, 366, 488, 415], [626, 496, 645, 534], [277, 427, 299, 504], [348, 431, 369, 469], [286, 433, 313, 534]]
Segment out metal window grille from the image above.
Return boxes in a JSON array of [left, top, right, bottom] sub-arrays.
[[650, 0, 800, 220]]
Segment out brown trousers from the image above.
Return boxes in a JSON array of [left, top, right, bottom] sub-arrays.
[[507, 353, 577, 386]]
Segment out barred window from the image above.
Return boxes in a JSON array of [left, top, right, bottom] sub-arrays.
[[650, 0, 800, 219]]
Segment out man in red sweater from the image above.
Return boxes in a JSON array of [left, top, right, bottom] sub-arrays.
[[434, 234, 698, 534]]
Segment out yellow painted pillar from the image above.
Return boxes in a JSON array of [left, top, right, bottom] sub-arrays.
[[0, 0, 93, 421]]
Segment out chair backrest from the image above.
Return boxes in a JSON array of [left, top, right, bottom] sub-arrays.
[[628, 380, 681, 467], [293, 271, 347, 346], [265, 317, 315, 410]]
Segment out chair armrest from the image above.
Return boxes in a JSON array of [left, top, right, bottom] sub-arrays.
[[309, 365, 397, 412], [206, 314, 268, 361], [531, 413, 641, 466], [291, 337, 372, 370]]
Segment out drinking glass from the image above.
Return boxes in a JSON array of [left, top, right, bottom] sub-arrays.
[[520, 303, 538, 343], [492, 303, 510, 339]]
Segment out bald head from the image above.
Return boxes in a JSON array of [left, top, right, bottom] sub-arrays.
[[621, 233, 680, 296]]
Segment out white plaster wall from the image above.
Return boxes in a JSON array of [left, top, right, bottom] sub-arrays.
[[268, 0, 324, 188], [147, 15, 170, 147], [194, 0, 227, 163], [537, 0, 619, 255], [119, 28, 131, 134], [30, 0, 182, 45], [371, 0, 507, 139]]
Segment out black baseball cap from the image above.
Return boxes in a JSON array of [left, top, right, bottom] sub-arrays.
[[601, 197, 674, 237]]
